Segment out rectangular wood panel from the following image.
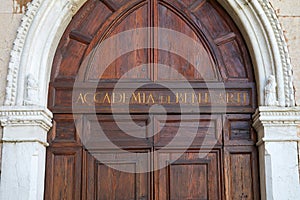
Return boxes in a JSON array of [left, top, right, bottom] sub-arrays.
[[48, 82, 256, 114], [82, 115, 151, 149], [44, 147, 82, 200], [154, 115, 222, 147], [155, 149, 222, 200], [224, 146, 260, 200], [223, 114, 256, 146], [48, 114, 82, 146], [83, 150, 150, 200]]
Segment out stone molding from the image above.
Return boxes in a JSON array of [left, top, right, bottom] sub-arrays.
[[4, 0, 42, 106], [253, 106, 300, 146], [0, 106, 53, 131], [258, 0, 294, 107], [4, 0, 82, 107], [253, 106, 300, 127], [3, 0, 296, 107]]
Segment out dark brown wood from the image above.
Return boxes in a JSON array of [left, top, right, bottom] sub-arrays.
[[44, 147, 82, 200], [45, 0, 259, 199], [223, 146, 260, 200], [154, 115, 222, 147], [83, 149, 151, 200], [154, 149, 222, 200]]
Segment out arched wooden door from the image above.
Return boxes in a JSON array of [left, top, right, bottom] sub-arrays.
[[45, 0, 260, 199]]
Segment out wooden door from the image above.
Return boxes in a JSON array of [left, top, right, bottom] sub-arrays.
[[45, 0, 260, 199]]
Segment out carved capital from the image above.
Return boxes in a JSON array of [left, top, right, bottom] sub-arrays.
[[253, 106, 300, 127], [0, 106, 53, 131], [252, 106, 300, 145]]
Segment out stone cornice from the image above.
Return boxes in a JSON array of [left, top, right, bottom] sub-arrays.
[[0, 106, 53, 131], [253, 106, 300, 131], [253, 106, 300, 147]]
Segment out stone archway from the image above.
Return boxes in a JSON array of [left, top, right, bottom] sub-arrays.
[[0, 0, 299, 199]]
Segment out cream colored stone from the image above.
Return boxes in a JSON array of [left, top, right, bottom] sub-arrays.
[[0, 0, 13, 13], [270, 0, 300, 16], [0, 14, 22, 105], [279, 16, 300, 105]]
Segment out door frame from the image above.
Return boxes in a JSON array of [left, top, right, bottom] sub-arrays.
[[0, 0, 299, 199]]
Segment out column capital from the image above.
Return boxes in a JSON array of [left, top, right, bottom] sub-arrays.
[[253, 106, 300, 128], [0, 106, 53, 132], [253, 106, 300, 145]]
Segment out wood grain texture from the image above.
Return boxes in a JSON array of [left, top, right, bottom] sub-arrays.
[[46, 0, 259, 199]]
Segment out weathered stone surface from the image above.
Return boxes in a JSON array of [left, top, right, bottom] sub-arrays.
[[270, 0, 300, 105], [0, 0, 13, 13], [13, 0, 32, 14], [279, 16, 300, 105], [270, 0, 300, 16], [0, 14, 22, 105]]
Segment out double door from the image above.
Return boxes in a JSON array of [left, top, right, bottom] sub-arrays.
[[45, 114, 259, 200]]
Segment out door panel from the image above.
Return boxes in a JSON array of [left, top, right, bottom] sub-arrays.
[[154, 115, 222, 147], [82, 115, 152, 149], [157, 3, 218, 81], [223, 146, 260, 200], [44, 147, 82, 200], [154, 149, 222, 200], [83, 150, 151, 200], [87, 3, 150, 81]]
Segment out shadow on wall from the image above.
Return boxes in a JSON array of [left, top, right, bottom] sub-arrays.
[[13, 0, 32, 14]]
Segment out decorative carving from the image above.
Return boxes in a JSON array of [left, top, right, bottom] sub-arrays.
[[4, 0, 81, 106], [3, 0, 295, 107], [265, 75, 278, 106], [4, 0, 42, 106], [0, 107, 53, 131], [13, 0, 32, 14], [67, 0, 80, 14], [252, 106, 300, 131], [258, 0, 294, 107], [24, 74, 39, 105]]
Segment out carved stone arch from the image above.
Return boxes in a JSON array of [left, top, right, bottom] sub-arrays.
[[3, 0, 295, 107], [0, 0, 299, 200]]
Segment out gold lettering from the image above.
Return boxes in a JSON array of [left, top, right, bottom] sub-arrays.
[[167, 95, 171, 104], [146, 93, 155, 104], [243, 92, 248, 105], [237, 93, 241, 104], [226, 92, 235, 104], [93, 92, 102, 104], [75, 91, 250, 106], [131, 93, 141, 103], [218, 92, 226, 104], [103, 92, 111, 103], [176, 93, 184, 103], [76, 93, 85, 104], [112, 92, 122, 103], [191, 93, 197, 104], [198, 93, 202, 104], [204, 92, 209, 103], [160, 95, 171, 104], [142, 93, 146, 104], [122, 93, 131, 104], [84, 93, 93, 105]]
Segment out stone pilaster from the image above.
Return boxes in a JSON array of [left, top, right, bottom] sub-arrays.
[[253, 106, 300, 200], [0, 106, 52, 200]]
